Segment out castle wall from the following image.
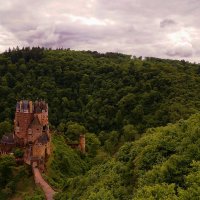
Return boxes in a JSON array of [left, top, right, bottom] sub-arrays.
[[32, 143, 46, 158], [14, 112, 34, 140], [28, 126, 43, 143], [0, 144, 15, 153], [67, 135, 86, 153], [14, 136, 25, 146], [46, 142, 51, 156], [37, 113, 48, 126]]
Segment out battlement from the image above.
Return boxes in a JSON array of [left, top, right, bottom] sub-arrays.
[[14, 100, 49, 146], [16, 100, 48, 113]]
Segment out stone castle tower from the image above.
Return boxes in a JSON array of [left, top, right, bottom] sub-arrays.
[[14, 100, 51, 166], [0, 100, 85, 169]]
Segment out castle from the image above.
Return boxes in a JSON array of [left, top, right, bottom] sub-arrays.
[[0, 100, 86, 199], [0, 100, 86, 169], [0, 100, 51, 169]]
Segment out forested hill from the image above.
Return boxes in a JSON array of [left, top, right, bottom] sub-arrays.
[[1, 47, 200, 199], [55, 113, 200, 199], [1, 47, 200, 137]]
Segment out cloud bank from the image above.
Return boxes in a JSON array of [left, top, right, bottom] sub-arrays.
[[0, 0, 200, 62]]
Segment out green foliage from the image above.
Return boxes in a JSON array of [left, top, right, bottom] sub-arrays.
[[55, 113, 200, 199], [58, 121, 86, 141], [178, 161, 200, 199], [0, 48, 200, 134], [132, 183, 178, 200], [85, 133, 101, 157], [14, 148, 24, 158], [0, 155, 31, 199], [24, 188, 45, 200], [2, 48, 200, 199], [104, 131, 120, 154], [46, 134, 88, 188], [55, 159, 131, 200], [121, 124, 139, 142], [0, 121, 12, 138], [0, 155, 16, 189]]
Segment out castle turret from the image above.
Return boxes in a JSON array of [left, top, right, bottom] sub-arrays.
[[14, 100, 49, 145], [14, 100, 34, 145], [23, 100, 29, 113], [16, 101, 20, 112], [19, 100, 22, 112], [79, 134, 85, 153], [29, 101, 33, 113]]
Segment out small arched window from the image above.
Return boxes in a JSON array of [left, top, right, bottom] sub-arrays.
[[28, 129, 32, 135], [43, 125, 47, 131]]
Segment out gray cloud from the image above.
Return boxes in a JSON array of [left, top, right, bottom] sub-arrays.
[[166, 43, 193, 57], [160, 19, 176, 28], [0, 0, 200, 62]]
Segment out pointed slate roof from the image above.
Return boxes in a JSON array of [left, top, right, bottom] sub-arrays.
[[29, 115, 42, 128], [37, 133, 49, 144], [1, 133, 15, 144], [35, 106, 42, 113]]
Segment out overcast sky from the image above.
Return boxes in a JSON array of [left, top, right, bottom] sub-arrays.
[[0, 0, 199, 62]]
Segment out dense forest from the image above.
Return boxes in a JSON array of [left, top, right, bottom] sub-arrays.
[[54, 113, 200, 199], [0, 47, 200, 199]]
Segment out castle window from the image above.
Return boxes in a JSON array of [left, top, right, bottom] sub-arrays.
[[43, 125, 47, 131], [28, 129, 32, 135], [16, 126, 20, 132]]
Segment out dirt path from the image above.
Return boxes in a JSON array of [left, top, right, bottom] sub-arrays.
[[32, 163, 56, 200]]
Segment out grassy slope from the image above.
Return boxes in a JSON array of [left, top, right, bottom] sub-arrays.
[[9, 166, 45, 200], [45, 134, 88, 189], [11, 176, 34, 199]]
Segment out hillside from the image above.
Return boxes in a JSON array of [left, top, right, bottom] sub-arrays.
[[1, 48, 200, 199], [1, 48, 200, 136], [0, 156, 45, 199], [54, 113, 200, 199]]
